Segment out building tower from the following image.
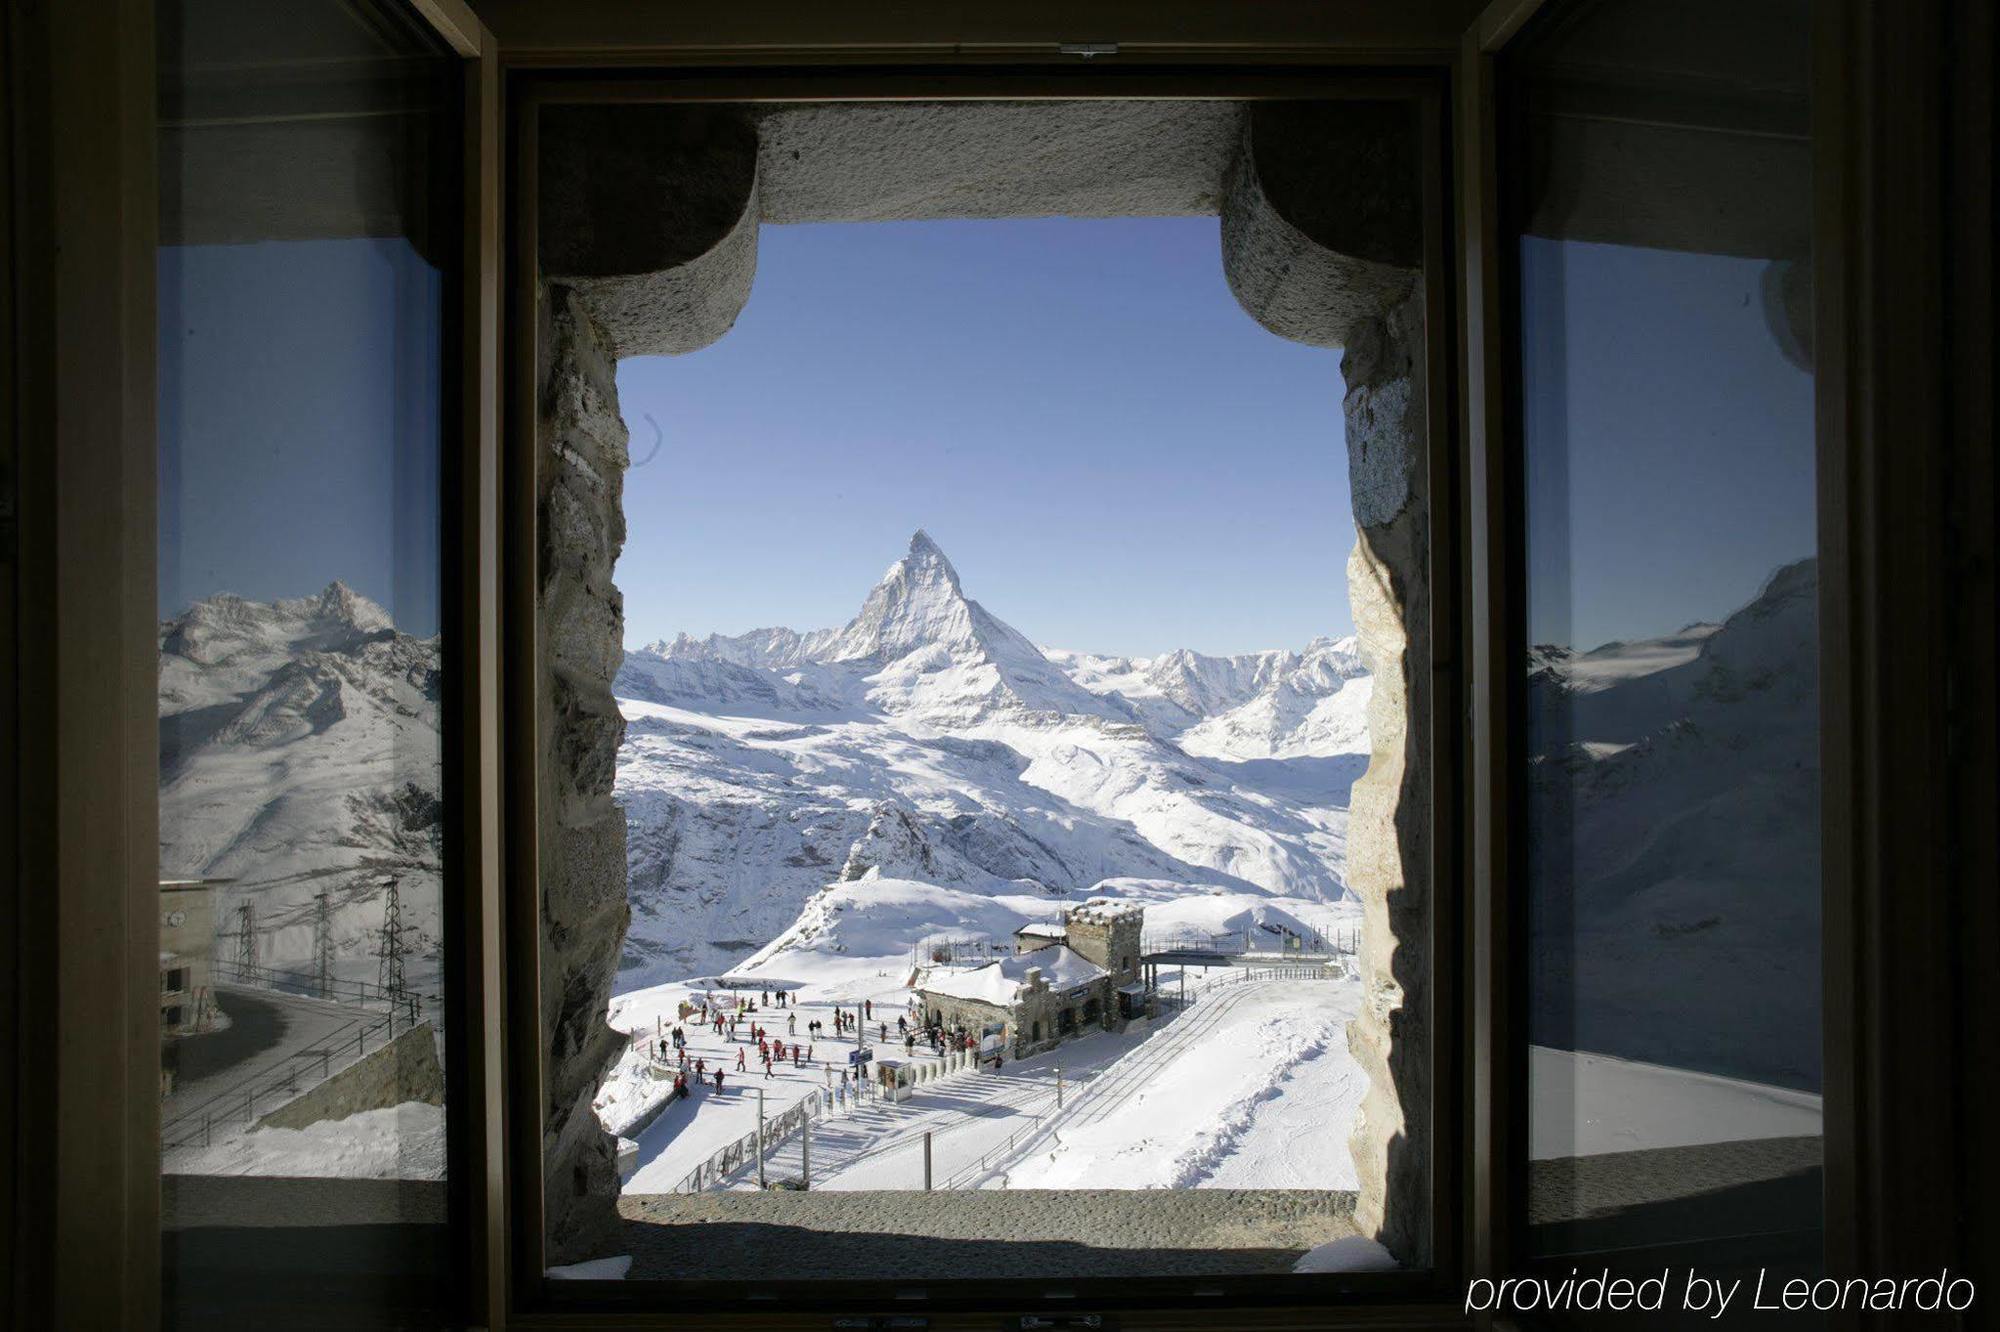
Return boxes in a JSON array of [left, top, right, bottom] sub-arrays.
[[312, 888, 334, 998], [375, 875, 406, 1000]]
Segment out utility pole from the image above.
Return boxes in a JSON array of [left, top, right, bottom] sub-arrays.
[[1056, 1065, 1064, 1110], [802, 1118, 812, 1191], [756, 1088, 766, 1189], [924, 1131, 933, 1191], [312, 889, 334, 998], [375, 875, 406, 1000]]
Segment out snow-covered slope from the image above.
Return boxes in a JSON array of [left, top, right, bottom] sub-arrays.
[[1527, 558, 1820, 1089], [159, 584, 443, 981], [613, 532, 1371, 989]]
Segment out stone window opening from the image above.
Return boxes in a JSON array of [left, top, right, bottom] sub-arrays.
[[533, 96, 1433, 1273]]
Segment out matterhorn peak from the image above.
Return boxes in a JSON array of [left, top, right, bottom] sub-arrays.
[[893, 529, 962, 592]]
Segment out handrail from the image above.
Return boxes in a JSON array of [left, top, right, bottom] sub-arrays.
[[161, 1004, 429, 1151]]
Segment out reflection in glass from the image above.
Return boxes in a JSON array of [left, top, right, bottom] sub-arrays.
[[156, 1, 454, 1324], [1515, 0, 1821, 1261]]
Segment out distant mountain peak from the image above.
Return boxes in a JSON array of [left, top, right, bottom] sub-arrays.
[[887, 528, 963, 596], [831, 530, 977, 663]]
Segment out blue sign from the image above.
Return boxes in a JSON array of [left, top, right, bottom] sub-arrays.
[[848, 1047, 873, 1065]]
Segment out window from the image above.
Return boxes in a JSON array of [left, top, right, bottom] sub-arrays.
[[526, 91, 1437, 1292], [155, 1, 459, 1324], [1510, 0, 1822, 1261], [162, 969, 187, 995]]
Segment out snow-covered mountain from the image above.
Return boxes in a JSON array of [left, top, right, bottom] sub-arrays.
[[1527, 558, 1821, 1089], [159, 583, 443, 983], [613, 532, 1372, 988]]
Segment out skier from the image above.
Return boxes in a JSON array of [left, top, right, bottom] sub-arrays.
[[864, 999, 872, 1020], [736, 1047, 746, 1072], [788, 1013, 796, 1036], [714, 1068, 725, 1093]]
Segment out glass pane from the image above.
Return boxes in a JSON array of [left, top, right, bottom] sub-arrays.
[[1513, 0, 1822, 1260], [156, 1, 456, 1324]]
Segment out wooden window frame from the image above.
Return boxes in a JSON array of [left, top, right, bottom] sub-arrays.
[[11, 0, 1992, 1326]]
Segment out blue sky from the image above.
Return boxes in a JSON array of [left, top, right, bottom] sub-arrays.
[[154, 227, 1818, 662], [159, 238, 442, 635], [615, 218, 1355, 658], [1520, 240, 1817, 650]]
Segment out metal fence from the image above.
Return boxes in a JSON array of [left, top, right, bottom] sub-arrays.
[[674, 1087, 830, 1193], [1140, 923, 1358, 959], [213, 956, 422, 1010], [161, 1002, 425, 1152]]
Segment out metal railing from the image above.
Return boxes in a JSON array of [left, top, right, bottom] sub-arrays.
[[213, 956, 423, 1009], [1140, 924, 1358, 959], [674, 1088, 831, 1193], [161, 1002, 426, 1152]]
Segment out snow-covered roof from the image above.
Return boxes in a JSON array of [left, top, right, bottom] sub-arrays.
[[1015, 921, 1067, 939], [1067, 898, 1144, 926], [920, 945, 1107, 1007]]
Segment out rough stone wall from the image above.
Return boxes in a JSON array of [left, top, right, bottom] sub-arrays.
[[257, 1021, 445, 1131], [1339, 287, 1431, 1265], [1061, 912, 1142, 987], [538, 283, 633, 1262]]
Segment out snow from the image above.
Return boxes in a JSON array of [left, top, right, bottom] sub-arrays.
[[612, 531, 1372, 988], [995, 976, 1362, 1191], [157, 582, 444, 986], [921, 945, 1107, 1006], [1293, 1236, 1398, 1273], [1529, 1046, 1822, 1159], [1527, 558, 1823, 1088], [166, 1102, 445, 1179], [600, 870, 1363, 1195]]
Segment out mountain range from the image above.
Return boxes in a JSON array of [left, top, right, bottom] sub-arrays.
[[159, 583, 443, 982], [611, 531, 1372, 986], [1526, 557, 1822, 1089]]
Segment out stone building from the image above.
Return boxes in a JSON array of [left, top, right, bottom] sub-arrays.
[[159, 879, 218, 1038], [918, 899, 1149, 1058]]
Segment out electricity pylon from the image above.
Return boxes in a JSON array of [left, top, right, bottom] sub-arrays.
[[375, 875, 406, 1001], [312, 888, 334, 998], [235, 901, 258, 971]]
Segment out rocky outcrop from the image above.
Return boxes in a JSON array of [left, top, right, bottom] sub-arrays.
[[538, 285, 632, 1262], [1340, 288, 1431, 1265]]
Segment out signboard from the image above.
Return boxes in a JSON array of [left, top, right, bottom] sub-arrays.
[[848, 1047, 873, 1065]]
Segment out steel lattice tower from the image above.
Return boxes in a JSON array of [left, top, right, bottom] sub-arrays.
[[375, 875, 405, 1000], [312, 888, 334, 998], [235, 900, 258, 972]]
